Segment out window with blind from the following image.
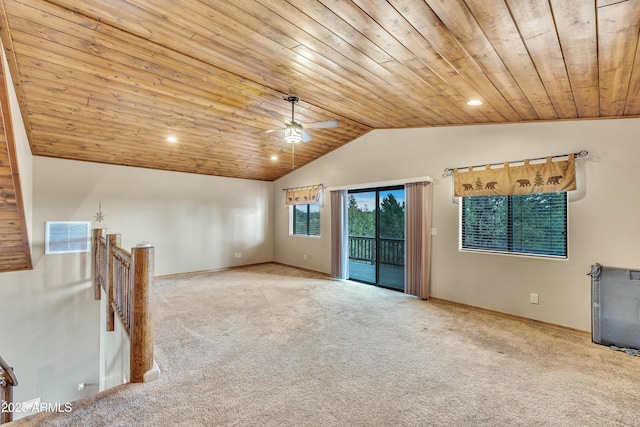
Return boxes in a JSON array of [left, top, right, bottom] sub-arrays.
[[292, 203, 320, 236], [45, 221, 91, 254], [461, 193, 567, 258]]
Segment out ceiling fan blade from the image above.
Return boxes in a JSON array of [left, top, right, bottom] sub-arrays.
[[266, 110, 291, 126], [301, 130, 313, 143], [252, 128, 279, 135], [304, 119, 339, 129]]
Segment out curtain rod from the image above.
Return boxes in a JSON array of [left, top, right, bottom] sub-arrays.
[[325, 176, 433, 192], [282, 184, 324, 191], [442, 150, 588, 177]]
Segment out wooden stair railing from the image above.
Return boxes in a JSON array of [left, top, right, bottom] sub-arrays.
[[0, 355, 18, 424], [92, 229, 155, 383]]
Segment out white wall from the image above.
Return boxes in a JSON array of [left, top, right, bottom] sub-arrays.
[[0, 210, 100, 418], [33, 157, 274, 275], [274, 118, 640, 331], [0, 156, 274, 417]]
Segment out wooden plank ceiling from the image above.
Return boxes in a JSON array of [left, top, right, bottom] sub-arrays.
[[0, 0, 639, 183]]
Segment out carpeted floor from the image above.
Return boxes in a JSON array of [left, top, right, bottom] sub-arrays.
[[12, 263, 640, 426]]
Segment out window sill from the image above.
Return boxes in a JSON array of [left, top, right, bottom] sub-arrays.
[[289, 233, 321, 239], [459, 248, 568, 261]]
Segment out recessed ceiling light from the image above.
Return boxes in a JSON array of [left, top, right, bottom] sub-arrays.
[[270, 155, 278, 161], [166, 136, 178, 143], [467, 99, 483, 106]]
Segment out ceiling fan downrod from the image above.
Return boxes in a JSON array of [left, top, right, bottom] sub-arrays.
[[285, 95, 300, 167], [284, 95, 300, 123], [284, 95, 300, 124]]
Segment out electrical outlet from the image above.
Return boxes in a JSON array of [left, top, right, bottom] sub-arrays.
[[530, 293, 539, 304], [303, 254, 308, 261], [234, 252, 242, 259]]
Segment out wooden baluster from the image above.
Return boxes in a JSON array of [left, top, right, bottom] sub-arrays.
[[124, 262, 129, 330], [106, 234, 120, 332], [102, 240, 107, 292], [92, 229, 105, 300], [130, 244, 154, 383], [117, 258, 121, 320], [126, 267, 132, 330]]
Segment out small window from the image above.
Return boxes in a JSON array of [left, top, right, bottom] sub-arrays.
[[292, 203, 320, 236], [461, 193, 567, 258], [45, 221, 91, 254]]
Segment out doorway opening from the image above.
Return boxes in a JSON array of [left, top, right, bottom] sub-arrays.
[[347, 186, 405, 291]]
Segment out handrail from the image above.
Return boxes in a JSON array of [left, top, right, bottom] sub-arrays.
[[0, 355, 17, 424], [92, 228, 155, 383], [0, 355, 17, 387]]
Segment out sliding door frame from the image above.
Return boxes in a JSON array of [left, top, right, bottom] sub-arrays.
[[348, 185, 405, 291]]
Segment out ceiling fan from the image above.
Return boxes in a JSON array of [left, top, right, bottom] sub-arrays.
[[254, 95, 339, 168]]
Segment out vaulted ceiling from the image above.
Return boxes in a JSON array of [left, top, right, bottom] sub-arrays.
[[1, 0, 640, 184]]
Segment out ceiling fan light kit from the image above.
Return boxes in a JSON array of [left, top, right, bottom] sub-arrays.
[[284, 122, 303, 143]]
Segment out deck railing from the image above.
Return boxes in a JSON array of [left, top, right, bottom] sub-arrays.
[[0, 355, 17, 424], [93, 229, 154, 383], [348, 236, 405, 267], [349, 236, 376, 263]]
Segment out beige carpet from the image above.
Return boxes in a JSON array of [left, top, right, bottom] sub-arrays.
[[12, 263, 640, 426]]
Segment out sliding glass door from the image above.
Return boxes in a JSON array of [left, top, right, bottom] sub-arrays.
[[347, 186, 405, 291]]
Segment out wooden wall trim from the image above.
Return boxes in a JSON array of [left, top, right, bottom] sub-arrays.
[[0, 37, 31, 271]]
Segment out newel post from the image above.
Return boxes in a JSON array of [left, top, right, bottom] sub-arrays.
[[0, 355, 17, 425], [106, 234, 120, 332], [0, 379, 13, 424], [130, 243, 154, 383], [92, 228, 105, 300]]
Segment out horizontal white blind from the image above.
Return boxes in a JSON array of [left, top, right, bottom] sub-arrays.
[[461, 193, 567, 258], [45, 221, 91, 254]]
